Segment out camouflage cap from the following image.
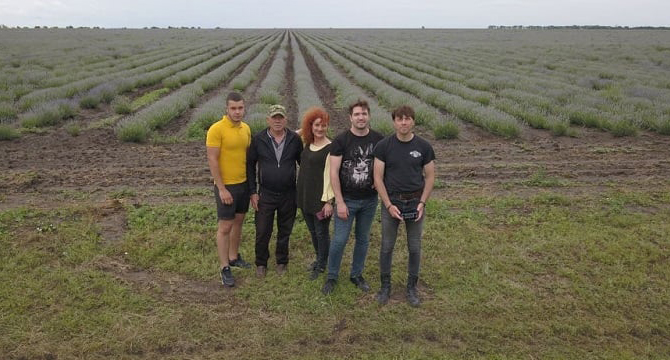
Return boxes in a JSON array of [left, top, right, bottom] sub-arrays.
[[268, 104, 287, 118]]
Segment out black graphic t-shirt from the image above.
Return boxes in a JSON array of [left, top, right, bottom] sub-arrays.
[[330, 129, 384, 199], [373, 134, 435, 194]]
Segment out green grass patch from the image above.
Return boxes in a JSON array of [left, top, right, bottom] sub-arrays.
[[130, 88, 170, 111], [656, 118, 670, 135], [65, 122, 81, 137], [3, 189, 669, 358], [87, 115, 121, 129], [0, 124, 20, 140], [433, 122, 459, 139], [116, 121, 149, 143], [522, 168, 567, 187]]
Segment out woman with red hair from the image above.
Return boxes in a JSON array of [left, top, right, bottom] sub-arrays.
[[296, 107, 335, 280]]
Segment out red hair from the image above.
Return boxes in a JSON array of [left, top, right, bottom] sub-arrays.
[[300, 107, 330, 144]]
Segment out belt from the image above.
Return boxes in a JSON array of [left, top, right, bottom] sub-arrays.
[[390, 190, 422, 200], [260, 187, 294, 196]]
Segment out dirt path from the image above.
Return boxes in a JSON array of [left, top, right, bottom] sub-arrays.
[[284, 34, 300, 129], [90, 256, 236, 305]]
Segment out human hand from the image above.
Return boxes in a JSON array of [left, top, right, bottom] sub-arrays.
[[336, 201, 348, 220], [322, 203, 333, 218], [415, 202, 425, 222], [387, 204, 403, 220], [250, 194, 260, 211], [219, 188, 233, 205]]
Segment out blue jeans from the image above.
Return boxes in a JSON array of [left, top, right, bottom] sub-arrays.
[[379, 200, 424, 278], [327, 195, 378, 280]]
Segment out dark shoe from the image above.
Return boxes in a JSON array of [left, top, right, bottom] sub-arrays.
[[220, 266, 235, 287], [350, 276, 370, 293], [276, 263, 287, 276], [256, 265, 267, 278], [322, 279, 337, 295], [407, 275, 420, 307], [309, 267, 324, 281], [229, 254, 251, 269], [377, 274, 391, 305]]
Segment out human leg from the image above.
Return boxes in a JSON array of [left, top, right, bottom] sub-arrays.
[[303, 210, 319, 259], [405, 215, 424, 279], [216, 219, 234, 268], [325, 202, 354, 281], [254, 194, 276, 267], [275, 191, 297, 266], [379, 204, 400, 276], [224, 183, 250, 267], [228, 213, 248, 266], [349, 196, 378, 278], [405, 215, 424, 307], [314, 215, 331, 271]]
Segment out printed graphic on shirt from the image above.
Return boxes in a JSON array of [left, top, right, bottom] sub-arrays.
[[342, 144, 374, 189], [409, 150, 422, 158]]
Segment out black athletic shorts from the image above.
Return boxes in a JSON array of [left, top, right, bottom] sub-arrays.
[[214, 183, 250, 220]]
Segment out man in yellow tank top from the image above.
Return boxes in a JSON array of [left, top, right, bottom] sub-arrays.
[[206, 92, 252, 287]]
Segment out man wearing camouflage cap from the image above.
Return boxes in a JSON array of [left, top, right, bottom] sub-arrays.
[[247, 105, 303, 277]]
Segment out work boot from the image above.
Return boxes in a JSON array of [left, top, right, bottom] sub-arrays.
[[322, 279, 337, 295], [376, 274, 391, 305], [276, 263, 287, 276], [256, 265, 267, 278], [406, 275, 420, 307], [350, 275, 370, 293], [309, 266, 324, 281]]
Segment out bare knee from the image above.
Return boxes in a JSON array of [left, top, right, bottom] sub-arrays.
[[218, 220, 234, 236]]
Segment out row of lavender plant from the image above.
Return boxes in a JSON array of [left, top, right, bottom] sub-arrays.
[[331, 38, 571, 136], [289, 32, 324, 123], [307, 35, 519, 138], [245, 33, 291, 134], [1, 44, 180, 102], [384, 38, 658, 136], [1, 43, 219, 124], [16, 44, 235, 129], [115, 35, 277, 142], [185, 35, 284, 139], [16, 44, 229, 112], [294, 34, 393, 135], [300, 34, 458, 138]]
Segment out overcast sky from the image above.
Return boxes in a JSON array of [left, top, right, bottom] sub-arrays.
[[1, 0, 668, 28]]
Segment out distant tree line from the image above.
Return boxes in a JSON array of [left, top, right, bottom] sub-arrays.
[[488, 25, 670, 30]]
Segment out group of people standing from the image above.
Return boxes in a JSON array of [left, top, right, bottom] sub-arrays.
[[206, 92, 435, 307]]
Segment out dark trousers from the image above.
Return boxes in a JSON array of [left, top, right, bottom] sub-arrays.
[[255, 188, 297, 267], [302, 210, 331, 270]]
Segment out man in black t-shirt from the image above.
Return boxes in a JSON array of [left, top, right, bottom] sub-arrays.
[[322, 100, 384, 295], [373, 105, 436, 307]]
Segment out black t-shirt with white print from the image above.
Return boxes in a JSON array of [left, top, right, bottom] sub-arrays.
[[373, 134, 435, 194], [330, 129, 384, 199]]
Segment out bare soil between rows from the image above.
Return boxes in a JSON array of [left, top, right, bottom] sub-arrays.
[[3, 124, 669, 205]]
